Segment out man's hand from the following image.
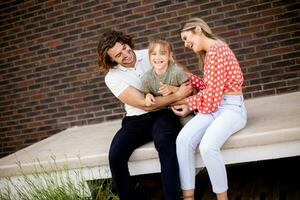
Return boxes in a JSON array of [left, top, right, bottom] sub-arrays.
[[174, 81, 193, 100], [145, 93, 156, 106], [171, 104, 192, 117], [171, 98, 187, 106], [118, 85, 192, 112], [158, 83, 178, 96]]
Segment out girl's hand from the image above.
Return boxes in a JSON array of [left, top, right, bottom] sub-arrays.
[[171, 104, 191, 117], [145, 93, 156, 106], [158, 83, 178, 96]]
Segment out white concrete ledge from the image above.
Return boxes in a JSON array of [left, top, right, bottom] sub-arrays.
[[0, 92, 300, 181]]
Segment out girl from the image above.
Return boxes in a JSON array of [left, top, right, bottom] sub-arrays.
[[172, 18, 247, 200], [142, 38, 193, 125]]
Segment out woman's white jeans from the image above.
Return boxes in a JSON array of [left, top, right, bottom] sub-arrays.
[[176, 95, 247, 193]]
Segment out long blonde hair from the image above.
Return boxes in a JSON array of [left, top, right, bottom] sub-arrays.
[[181, 18, 222, 70]]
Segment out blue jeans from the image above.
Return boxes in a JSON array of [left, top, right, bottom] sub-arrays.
[[176, 95, 247, 193], [109, 109, 182, 200]]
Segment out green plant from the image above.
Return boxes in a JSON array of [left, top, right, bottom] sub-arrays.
[[89, 179, 119, 200], [0, 161, 118, 200]]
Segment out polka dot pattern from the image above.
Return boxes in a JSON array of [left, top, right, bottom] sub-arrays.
[[187, 42, 244, 113]]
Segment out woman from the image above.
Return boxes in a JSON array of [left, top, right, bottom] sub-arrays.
[[172, 18, 247, 200]]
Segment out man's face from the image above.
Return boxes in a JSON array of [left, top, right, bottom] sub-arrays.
[[107, 42, 136, 68]]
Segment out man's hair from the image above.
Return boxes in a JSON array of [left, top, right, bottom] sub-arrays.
[[97, 30, 134, 73]]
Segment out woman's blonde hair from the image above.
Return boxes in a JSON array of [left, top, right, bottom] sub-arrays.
[[181, 18, 222, 70]]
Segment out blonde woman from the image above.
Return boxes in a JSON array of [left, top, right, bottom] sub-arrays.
[[172, 18, 247, 200]]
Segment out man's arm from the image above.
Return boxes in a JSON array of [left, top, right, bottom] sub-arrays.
[[118, 82, 192, 111]]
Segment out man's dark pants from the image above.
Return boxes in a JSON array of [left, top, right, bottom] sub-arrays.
[[109, 109, 182, 200]]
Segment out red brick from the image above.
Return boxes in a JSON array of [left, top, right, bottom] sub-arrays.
[[0, 0, 299, 158]]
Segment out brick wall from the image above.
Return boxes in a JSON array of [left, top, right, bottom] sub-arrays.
[[0, 0, 299, 158]]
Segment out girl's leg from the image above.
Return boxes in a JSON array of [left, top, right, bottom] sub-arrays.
[[199, 96, 247, 196], [176, 113, 214, 192]]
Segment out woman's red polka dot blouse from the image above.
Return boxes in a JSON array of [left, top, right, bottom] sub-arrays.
[[186, 42, 244, 113]]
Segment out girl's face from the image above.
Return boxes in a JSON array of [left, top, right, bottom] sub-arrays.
[[149, 44, 171, 72], [181, 29, 203, 53]]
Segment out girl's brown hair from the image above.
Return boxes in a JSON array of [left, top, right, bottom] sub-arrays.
[[97, 30, 134, 73], [148, 37, 174, 67]]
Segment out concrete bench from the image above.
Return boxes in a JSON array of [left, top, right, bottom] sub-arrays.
[[1, 92, 300, 194]]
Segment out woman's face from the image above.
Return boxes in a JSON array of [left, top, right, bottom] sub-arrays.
[[180, 29, 202, 53]]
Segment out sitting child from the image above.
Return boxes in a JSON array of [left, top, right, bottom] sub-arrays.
[[142, 38, 193, 125]]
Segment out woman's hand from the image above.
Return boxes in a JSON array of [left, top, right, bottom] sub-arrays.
[[145, 93, 156, 106], [158, 83, 178, 96], [171, 104, 192, 117]]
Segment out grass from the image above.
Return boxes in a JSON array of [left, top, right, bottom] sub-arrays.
[[0, 160, 119, 200]]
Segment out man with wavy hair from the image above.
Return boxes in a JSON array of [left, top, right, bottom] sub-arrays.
[[97, 30, 192, 200]]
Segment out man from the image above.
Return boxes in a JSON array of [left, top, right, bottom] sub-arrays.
[[97, 30, 192, 200]]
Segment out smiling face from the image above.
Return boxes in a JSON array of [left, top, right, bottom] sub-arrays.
[[149, 44, 171, 75], [107, 42, 136, 68], [180, 29, 203, 53]]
